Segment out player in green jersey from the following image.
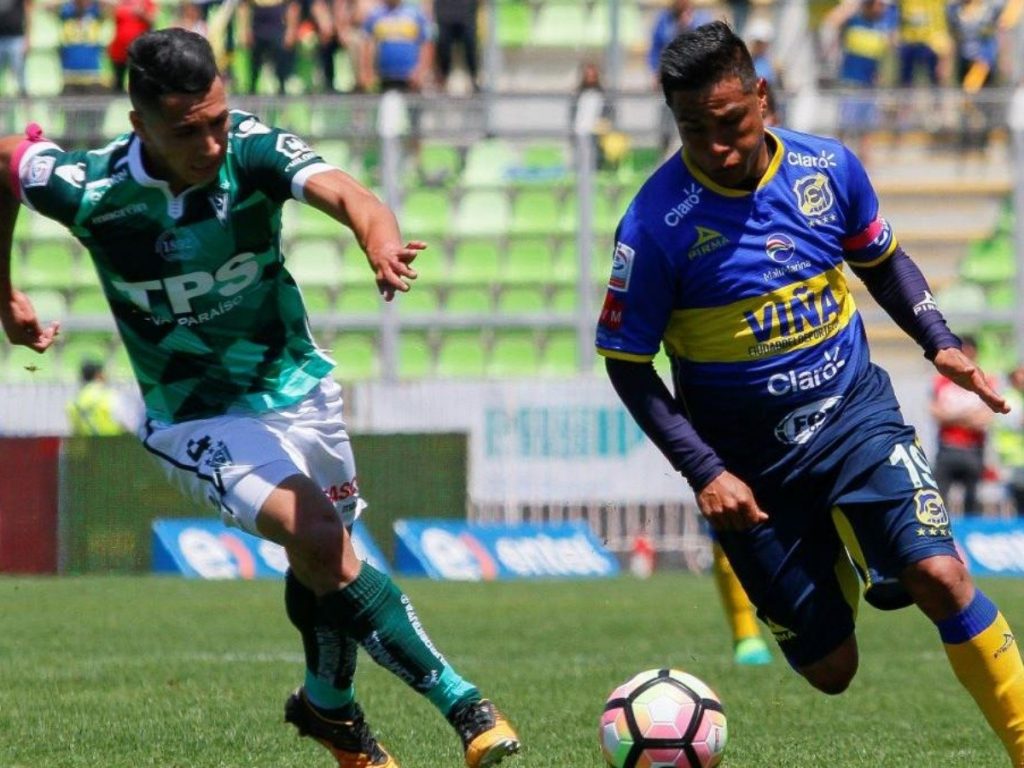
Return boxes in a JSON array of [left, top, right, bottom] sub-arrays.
[[0, 28, 519, 768]]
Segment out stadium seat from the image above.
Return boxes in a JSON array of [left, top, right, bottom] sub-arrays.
[[395, 284, 441, 313], [106, 343, 135, 381], [987, 283, 1015, 310], [60, 333, 114, 381], [541, 329, 578, 375], [445, 285, 493, 313], [497, 286, 547, 314], [418, 141, 462, 186], [496, 0, 532, 48], [340, 239, 371, 281], [533, 4, 589, 47], [505, 237, 555, 284], [26, 289, 66, 325], [462, 139, 517, 187], [2, 344, 60, 382], [335, 285, 381, 314], [398, 332, 434, 378], [296, 205, 342, 238], [102, 99, 132, 137], [25, 51, 61, 97], [301, 285, 334, 314], [453, 189, 511, 238], [521, 141, 569, 174], [401, 188, 452, 239], [550, 285, 578, 311], [450, 239, 502, 283], [436, 330, 487, 377], [489, 329, 541, 376], [333, 332, 379, 380], [977, 328, 1017, 374], [68, 287, 109, 316], [316, 139, 352, 170], [20, 240, 84, 290], [510, 189, 564, 236], [935, 282, 987, 313], [287, 241, 344, 287], [960, 237, 1015, 283]]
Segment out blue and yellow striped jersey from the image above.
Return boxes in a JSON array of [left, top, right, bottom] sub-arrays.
[[596, 127, 899, 462]]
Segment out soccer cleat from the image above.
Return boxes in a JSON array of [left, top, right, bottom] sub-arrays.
[[448, 698, 521, 768], [734, 636, 773, 666], [284, 688, 398, 768]]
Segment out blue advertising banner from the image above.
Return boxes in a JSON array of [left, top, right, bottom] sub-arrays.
[[955, 519, 1024, 577], [393, 519, 619, 580], [152, 519, 389, 579]]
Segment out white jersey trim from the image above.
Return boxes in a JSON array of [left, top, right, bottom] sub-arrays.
[[17, 140, 62, 212], [291, 162, 335, 202]]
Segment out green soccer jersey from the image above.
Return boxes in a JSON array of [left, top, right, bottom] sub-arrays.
[[17, 111, 338, 423]]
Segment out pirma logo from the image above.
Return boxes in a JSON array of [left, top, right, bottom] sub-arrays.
[[766, 233, 796, 263]]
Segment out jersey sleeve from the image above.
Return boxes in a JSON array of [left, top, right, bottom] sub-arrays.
[[16, 141, 88, 228], [595, 212, 675, 362], [230, 112, 333, 204], [838, 144, 898, 268]]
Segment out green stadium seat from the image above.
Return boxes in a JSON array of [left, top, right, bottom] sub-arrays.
[[497, 286, 546, 314], [107, 343, 135, 381], [987, 283, 1015, 310], [398, 332, 434, 378], [296, 205, 342, 238], [401, 188, 452, 239], [27, 288, 66, 325], [20, 240, 84, 289], [585, 4, 612, 46], [496, 0, 532, 48], [335, 285, 381, 314], [60, 332, 114, 381], [450, 239, 502, 283], [960, 237, 1015, 283], [521, 141, 569, 173], [453, 190, 511, 237], [2, 344, 59, 382], [489, 329, 541, 376], [301, 285, 334, 314], [553, 240, 581, 283], [395, 284, 440, 313], [550, 285, 578, 312], [505, 238, 555, 284], [287, 241, 344, 287], [340, 240, 371, 281], [436, 330, 487, 377], [68, 287, 109, 316], [935, 282, 986, 313], [533, 4, 589, 47], [462, 139, 516, 187], [541, 330, 578, 375], [510, 189, 563, 236], [977, 328, 1017, 374], [102, 99, 132, 137], [316, 139, 353, 170], [445, 286, 493, 313], [333, 332, 379, 380], [418, 141, 462, 186]]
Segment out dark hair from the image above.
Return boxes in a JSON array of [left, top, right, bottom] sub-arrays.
[[80, 360, 104, 383], [659, 21, 758, 103], [128, 28, 218, 114]]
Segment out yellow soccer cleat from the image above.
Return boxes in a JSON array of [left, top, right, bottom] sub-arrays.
[[284, 688, 398, 768], [448, 699, 521, 768]]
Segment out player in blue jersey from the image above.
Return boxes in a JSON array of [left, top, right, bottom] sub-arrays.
[[0, 28, 518, 768], [597, 21, 1024, 764]]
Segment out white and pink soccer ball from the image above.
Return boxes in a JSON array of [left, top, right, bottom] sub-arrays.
[[600, 668, 727, 768]]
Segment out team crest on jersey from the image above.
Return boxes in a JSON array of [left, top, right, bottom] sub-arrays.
[[765, 233, 796, 263], [913, 489, 950, 530], [794, 173, 835, 218], [155, 229, 199, 262], [687, 226, 728, 260], [276, 133, 313, 159], [55, 163, 86, 188], [774, 396, 842, 445], [609, 242, 635, 291], [22, 155, 55, 188]]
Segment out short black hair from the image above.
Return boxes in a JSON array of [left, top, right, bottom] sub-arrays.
[[659, 21, 758, 104], [127, 28, 218, 114], [80, 360, 104, 383]]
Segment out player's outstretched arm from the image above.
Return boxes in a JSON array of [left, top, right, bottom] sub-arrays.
[[302, 169, 424, 301], [932, 346, 1009, 415], [0, 134, 60, 352]]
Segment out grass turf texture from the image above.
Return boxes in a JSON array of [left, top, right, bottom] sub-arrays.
[[0, 573, 1017, 767]]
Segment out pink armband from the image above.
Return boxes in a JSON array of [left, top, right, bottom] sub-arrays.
[[9, 122, 45, 202]]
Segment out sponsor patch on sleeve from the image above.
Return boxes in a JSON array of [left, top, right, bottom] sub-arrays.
[[608, 241, 635, 292], [599, 292, 625, 331], [22, 154, 55, 189]]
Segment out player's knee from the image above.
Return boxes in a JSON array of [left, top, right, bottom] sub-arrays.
[[799, 638, 858, 695], [901, 555, 973, 621]]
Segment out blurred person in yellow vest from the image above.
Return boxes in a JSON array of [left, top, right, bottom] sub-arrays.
[[67, 359, 135, 436], [995, 363, 1024, 514]]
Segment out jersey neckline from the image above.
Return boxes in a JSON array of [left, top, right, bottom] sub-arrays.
[[680, 128, 784, 198]]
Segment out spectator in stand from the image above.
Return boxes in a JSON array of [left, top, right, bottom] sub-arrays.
[[995, 363, 1024, 515], [431, 0, 480, 93], [931, 334, 998, 516], [359, 0, 432, 94], [946, 0, 1006, 148], [0, 0, 31, 98], [239, 0, 300, 95], [744, 17, 780, 88], [66, 359, 140, 436], [108, 0, 156, 91], [177, 0, 208, 36], [648, 0, 711, 154], [896, 0, 952, 86], [822, 0, 896, 158], [55, 0, 107, 145], [299, 0, 344, 92]]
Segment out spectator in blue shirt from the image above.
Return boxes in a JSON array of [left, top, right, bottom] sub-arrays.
[[359, 0, 431, 92]]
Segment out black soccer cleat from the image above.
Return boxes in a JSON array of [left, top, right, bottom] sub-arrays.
[[284, 688, 398, 767]]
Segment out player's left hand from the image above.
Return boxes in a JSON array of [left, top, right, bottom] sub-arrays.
[[370, 240, 424, 301], [933, 346, 1009, 414], [1, 289, 60, 351]]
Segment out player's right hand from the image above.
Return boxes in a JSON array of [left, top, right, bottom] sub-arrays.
[[697, 470, 769, 532], [1, 289, 60, 351]]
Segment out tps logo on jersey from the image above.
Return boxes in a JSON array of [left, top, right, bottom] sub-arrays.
[[22, 154, 55, 188], [663, 183, 703, 227], [794, 173, 835, 218], [687, 227, 729, 260], [599, 292, 625, 331], [774, 395, 842, 445], [55, 163, 86, 188], [913, 489, 950, 531], [609, 242, 635, 291], [766, 233, 796, 264]]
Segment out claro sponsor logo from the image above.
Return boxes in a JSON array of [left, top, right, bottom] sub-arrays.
[[786, 150, 837, 169], [663, 183, 703, 227], [767, 345, 847, 395]]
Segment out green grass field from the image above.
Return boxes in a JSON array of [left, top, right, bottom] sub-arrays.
[[1, 573, 1018, 767]]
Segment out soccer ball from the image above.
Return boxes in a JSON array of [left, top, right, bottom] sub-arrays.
[[600, 668, 727, 768]]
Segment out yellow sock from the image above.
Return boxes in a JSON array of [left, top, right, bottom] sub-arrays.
[[712, 542, 759, 643], [940, 591, 1024, 765]]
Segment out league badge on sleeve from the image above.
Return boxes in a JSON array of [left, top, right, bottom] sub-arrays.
[[22, 154, 55, 188], [609, 241, 635, 292]]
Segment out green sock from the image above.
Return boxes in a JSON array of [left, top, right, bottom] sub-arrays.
[[321, 564, 480, 716]]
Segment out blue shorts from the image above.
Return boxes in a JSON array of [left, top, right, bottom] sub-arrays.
[[715, 366, 959, 668]]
